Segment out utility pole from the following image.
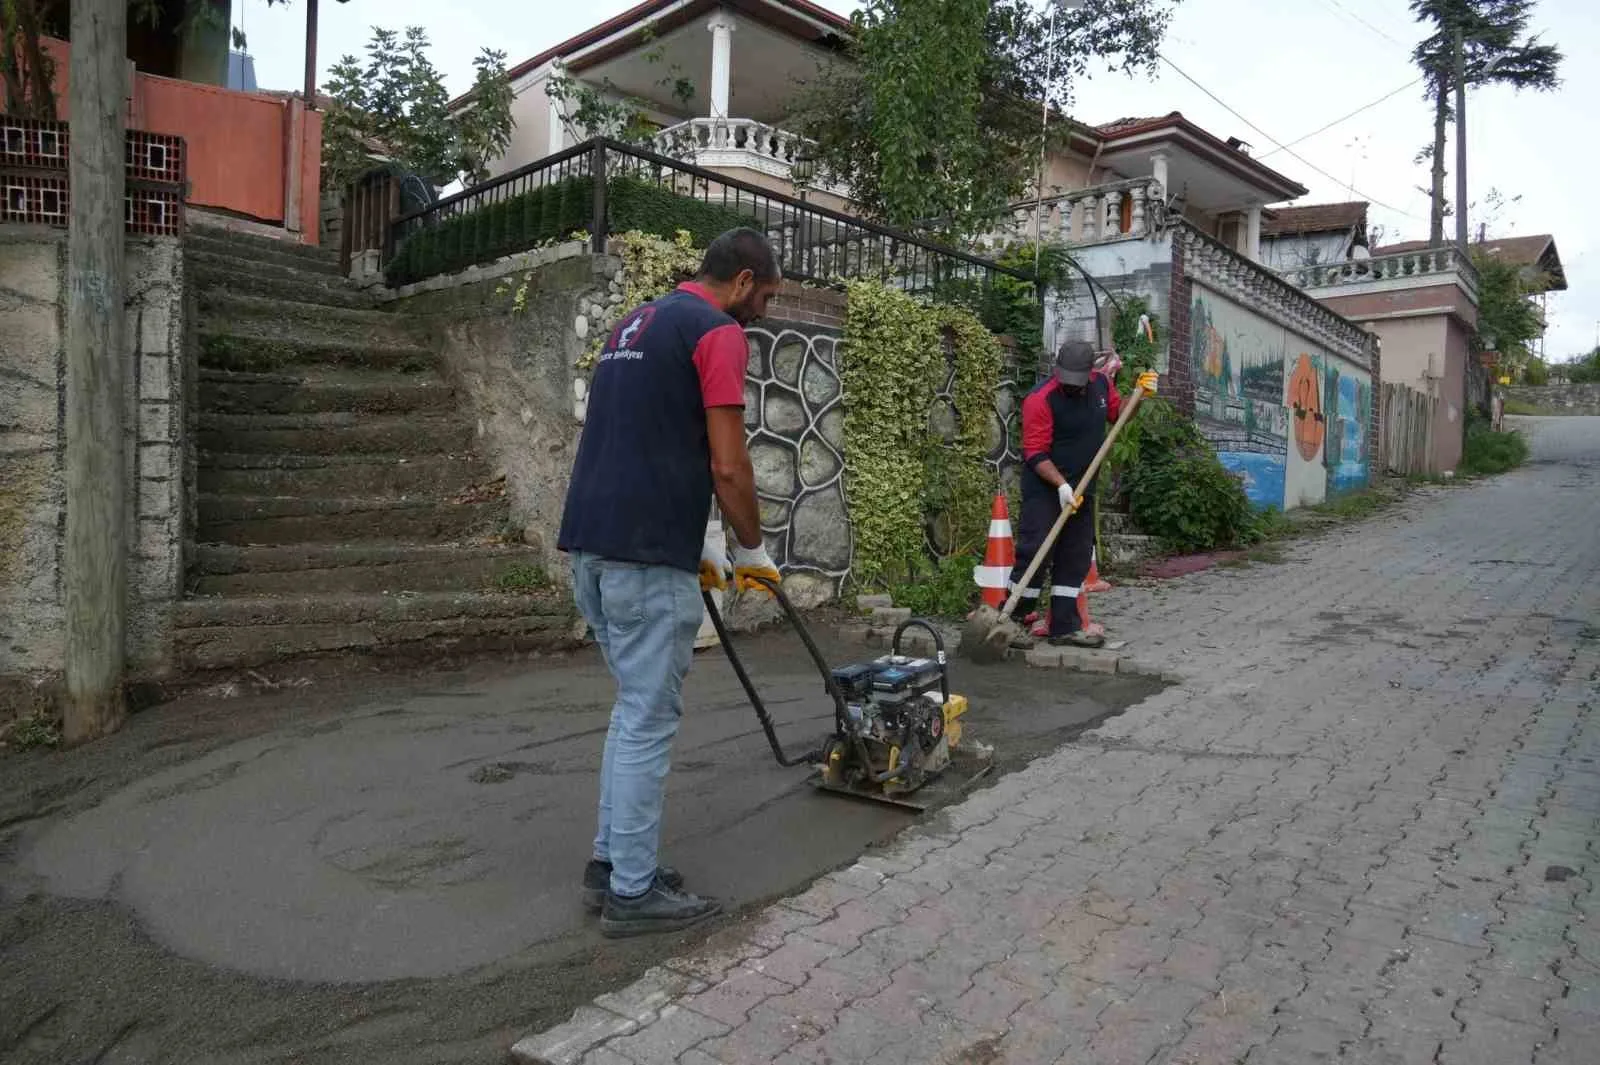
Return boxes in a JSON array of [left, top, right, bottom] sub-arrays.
[[1453, 25, 1469, 252], [304, 0, 320, 109], [63, 0, 128, 745]]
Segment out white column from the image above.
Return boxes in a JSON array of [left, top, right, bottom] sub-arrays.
[[1150, 150, 1171, 199], [545, 61, 566, 155], [1246, 203, 1263, 261], [707, 11, 737, 119]]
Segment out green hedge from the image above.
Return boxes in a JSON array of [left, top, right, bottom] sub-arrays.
[[384, 175, 761, 287]]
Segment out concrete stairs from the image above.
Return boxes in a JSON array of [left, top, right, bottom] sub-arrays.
[[180, 225, 571, 673]]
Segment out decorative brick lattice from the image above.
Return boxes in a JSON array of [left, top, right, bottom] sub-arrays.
[[0, 119, 186, 235]]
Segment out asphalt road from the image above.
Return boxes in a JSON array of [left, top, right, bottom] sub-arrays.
[[0, 623, 1156, 1065]]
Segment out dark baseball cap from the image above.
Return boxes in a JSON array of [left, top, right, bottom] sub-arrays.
[[1055, 340, 1096, 387]]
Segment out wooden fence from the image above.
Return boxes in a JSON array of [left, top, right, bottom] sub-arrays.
[[1380, 382, 1438, 477]]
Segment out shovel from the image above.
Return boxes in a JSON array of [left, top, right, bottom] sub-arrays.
[[960, 383, 1148, 664]]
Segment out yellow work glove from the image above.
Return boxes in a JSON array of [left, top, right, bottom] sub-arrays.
[[699, 528, 730, 592], [1137, 370, 1159, 396], [731, 541, 781, 597]]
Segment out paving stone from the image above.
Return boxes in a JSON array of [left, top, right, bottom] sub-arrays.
[[509, 420, 1600, 1065], [1025, 642, 1120, 673], [593, 966, 706, 1026], [510, 1006, 638, 1065], [680, 967, 791, 1027]]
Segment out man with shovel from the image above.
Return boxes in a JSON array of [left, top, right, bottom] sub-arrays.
[[1006, 340, 1153, 650]]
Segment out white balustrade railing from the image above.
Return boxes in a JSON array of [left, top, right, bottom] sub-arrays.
[[652, 118, 809, 179], [980, 178, 1168, 251], [1288, 245, 1480, 299]]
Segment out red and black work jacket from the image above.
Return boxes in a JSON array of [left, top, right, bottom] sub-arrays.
[[1019, 371, 1120, 500]]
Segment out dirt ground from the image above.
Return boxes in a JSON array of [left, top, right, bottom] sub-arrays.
[[0, 625, 1157, 1065]]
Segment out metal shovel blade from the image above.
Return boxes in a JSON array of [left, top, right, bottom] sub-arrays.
[[958, 604, 1019, 665]]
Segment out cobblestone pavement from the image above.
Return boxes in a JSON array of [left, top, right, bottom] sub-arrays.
[[515, 417, 1599, 1065]]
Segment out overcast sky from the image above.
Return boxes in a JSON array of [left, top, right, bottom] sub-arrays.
[[240, 0, 1597, 361]]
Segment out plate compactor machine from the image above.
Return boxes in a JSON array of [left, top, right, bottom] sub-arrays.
[[701, 576, 993, 811]]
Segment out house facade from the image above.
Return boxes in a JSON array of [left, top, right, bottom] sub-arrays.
[[3, 1, 339, 244], [1258, 201, 1369, 271], [475, 5, 1309, 250], [1376, 234, 1567, 362]]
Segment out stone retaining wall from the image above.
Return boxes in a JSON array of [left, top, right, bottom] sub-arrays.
[[0, 227, 189, 708], [1505, 383, 1600, 415]]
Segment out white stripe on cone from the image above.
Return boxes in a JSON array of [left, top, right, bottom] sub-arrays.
[[988, 519, 1012, 538], [973, 564, 1011, 589]]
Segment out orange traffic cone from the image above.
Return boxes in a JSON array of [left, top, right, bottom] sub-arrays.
[[972, 494, 1014, 609]]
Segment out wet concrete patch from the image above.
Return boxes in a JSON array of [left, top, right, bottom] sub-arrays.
[[0, 628, 1157, 1065]]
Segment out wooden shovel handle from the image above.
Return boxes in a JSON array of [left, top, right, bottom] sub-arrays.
[[998, 386, 1146, 618]]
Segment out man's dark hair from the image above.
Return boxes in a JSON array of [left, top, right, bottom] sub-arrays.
[[698, 228, 780, 284]]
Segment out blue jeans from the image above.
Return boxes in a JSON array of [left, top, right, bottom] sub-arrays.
[[570, 552, 703, 897]]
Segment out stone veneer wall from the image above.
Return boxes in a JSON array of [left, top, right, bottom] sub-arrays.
[[0, 227, 190, 708], [1504, 383, 1600, 416], [388, 257, 1020, 607]]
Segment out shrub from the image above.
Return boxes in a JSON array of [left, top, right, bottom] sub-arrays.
[[384, 174, 760, 287], [1460, 416, 1529, 476], [1121, 397, 1264, 554], [889, 553, 981, 619]]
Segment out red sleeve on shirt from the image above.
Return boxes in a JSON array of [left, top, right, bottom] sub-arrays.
[[1021, 383, 1056, 464], [693, 323, 748, 408], [1099, 371, 1121, 424]]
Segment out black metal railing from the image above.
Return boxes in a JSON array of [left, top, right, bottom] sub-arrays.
[[369, 138, 1034, 298]]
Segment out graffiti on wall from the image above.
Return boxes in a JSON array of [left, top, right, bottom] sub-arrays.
[[743, 325, 851, 603], [1190, 288, 1288, 508], [1323, 364, 1372, 496]]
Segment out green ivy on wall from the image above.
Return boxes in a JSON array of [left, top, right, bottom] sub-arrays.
[[935, 308, 1003, 554], [840, 280, 1002, 590]]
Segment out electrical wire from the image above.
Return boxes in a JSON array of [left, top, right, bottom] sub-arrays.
[[1314, 0, 1414, 50], [1156, 54, 1427, 221], [1256, 77, 1423, 160]]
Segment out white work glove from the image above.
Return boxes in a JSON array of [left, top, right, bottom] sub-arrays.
[[731, 540, 781, 597], [1058, 480, 1080, 513], [699, 528, 731, 592]]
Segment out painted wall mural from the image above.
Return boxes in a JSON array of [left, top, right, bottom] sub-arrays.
[[1323, 364, 1372, 497], [743, 324, 851, 605], [1190, 284, 1372, 509], [1190, 287, 1289, 508]]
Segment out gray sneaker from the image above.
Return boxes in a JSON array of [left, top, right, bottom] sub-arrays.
[[600, 875, 721, 939]]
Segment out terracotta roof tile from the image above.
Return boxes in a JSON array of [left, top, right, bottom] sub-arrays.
[[1095, 115, 1169, 135], [1260, 201, 1368, 237]]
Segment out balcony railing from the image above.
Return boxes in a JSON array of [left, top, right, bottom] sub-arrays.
[[977, 177, 1167, 251], [652, 118, 805, 177], [363, 138, 1033, 302], [1287, 244, 1480, 298]]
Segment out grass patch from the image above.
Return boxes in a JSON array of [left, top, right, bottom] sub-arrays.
[[888, 553, 980, 619], [1460, 419, 1530, 476], [1312, 490, 1389, 520], [1502, 398, 1546, 417], [2, 709, 62, 751], [494, 563, 550, 593]]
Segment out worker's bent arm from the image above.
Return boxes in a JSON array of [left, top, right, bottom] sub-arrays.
[[1101, 370, 1122, 423], [707, 406, 763, 549], [1031, 457, 1068, 492]]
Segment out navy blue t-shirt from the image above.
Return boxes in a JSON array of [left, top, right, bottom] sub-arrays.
[[557, 282, 749, 573], [1020, 371, 1120, 499]]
